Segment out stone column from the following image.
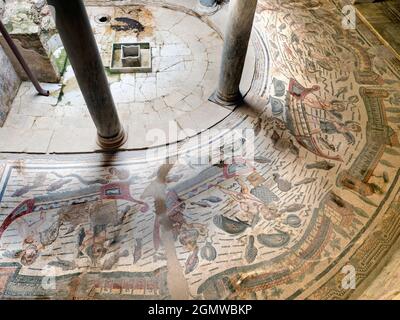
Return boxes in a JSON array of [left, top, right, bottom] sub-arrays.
[[47, 0, 126, 149], [200, 0, 218, 7], [210, 0, 258, 109]]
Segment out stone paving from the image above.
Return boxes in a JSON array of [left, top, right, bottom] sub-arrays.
[[0, 2, 256, 153]]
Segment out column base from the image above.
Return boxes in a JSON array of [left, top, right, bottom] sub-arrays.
[[97, 128, 127, 150], [208, 90, 243, 111], [196, 2, 219, 15]]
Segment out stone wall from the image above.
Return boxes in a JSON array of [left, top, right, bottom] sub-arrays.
[[0, 0, 66, 83], [0, 0, 21, 127]]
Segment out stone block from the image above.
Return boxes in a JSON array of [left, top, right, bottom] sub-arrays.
[[0, 45, 20, 126]]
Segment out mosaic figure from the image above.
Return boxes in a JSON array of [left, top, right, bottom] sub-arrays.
[[215, 177, 281, 227]]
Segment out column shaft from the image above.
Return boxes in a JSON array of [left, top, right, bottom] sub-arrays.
[[211, 0, 258, 108], [47, 0, 126, 149]]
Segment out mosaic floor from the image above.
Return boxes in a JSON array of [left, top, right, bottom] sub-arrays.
[[0, 0, 400, 299]]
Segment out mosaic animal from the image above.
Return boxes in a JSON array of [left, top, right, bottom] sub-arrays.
[[257, 230, 290, 248], [244, 235, 258, 263]]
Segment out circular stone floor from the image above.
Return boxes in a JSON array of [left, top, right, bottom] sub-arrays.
[[62, 4, 232, 150], [94, 5, 224, 113], [0, 2, 256, 153]]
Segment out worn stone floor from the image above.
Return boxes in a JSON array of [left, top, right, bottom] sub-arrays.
[[0, 0, 400, 300], [0, 1, 254, 152]]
